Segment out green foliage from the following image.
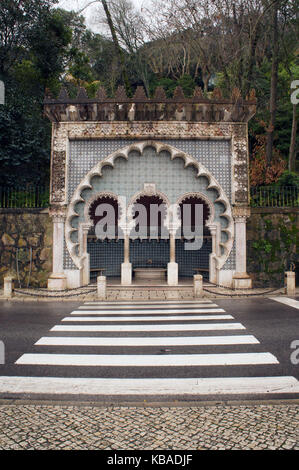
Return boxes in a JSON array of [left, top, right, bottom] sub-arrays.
[[0, 1, 298, 187], [150, 75, 196, 98], [75, 31, 123, 95], [249, 59, 299, 162], [0, 3, 74, 187], [0, 0, 59, 74], [85, 81, 101, 98], [68, 49, 94, 83], [27, 8, 72, 85], [150, 78, 176, 98], [277, 171, 299, 189], [249, 215, 298, 286], [0, 78, 51, 187]]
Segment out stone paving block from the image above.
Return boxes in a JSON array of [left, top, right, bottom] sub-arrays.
[[0, 403, 298, 450]]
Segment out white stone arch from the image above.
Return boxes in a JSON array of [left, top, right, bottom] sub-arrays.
[[83, 190, 123, 225], [126, 184, 171, 238], [175, 191, 215, 226], [65, 140, 234, 271], [174, 191, 223, 283]]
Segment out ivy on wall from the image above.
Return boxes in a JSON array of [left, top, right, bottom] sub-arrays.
[[248, 214, 298, 287]]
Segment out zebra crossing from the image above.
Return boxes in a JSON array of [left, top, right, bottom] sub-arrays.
[[1, 299, 299, 398]]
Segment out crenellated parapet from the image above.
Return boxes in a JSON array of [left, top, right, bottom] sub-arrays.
[[44, 85, 256, 123]]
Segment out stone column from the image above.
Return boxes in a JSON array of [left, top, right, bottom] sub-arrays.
[[48, 210, 67, 290], [167, 229, 178, 286], [208, 224, 218, 284], [121, 230, 132, 285], [79, 223, 91, 286], [232, 207, 252, 289]]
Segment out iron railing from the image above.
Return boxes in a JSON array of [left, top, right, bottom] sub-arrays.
[[0, 185, 298, 209], [250, 186, 299, 208], [0, 186, 49, 208]]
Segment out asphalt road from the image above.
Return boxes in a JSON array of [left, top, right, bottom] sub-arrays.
[[0, 297, 298, 403]]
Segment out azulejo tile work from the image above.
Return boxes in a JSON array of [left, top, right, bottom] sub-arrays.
[[45, 86, 254, 291], [0, 403, 297, 450]]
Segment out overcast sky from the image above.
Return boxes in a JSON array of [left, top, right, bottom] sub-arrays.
[[57, 0, 150, 31]]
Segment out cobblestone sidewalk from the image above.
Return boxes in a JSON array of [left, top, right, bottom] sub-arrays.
[[0, 402, 298, 450]]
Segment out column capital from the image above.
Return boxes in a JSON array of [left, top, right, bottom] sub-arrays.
[[81, 222, 92, 233], [207, 224, 217, 234], [49, 205, 67, 222], [232, 205, 251, 222]]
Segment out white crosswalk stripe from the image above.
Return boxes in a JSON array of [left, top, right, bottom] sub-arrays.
[[61, 314, 233, 322], [3, 300, 298, 397], [269, 297, 299, 310], [16, 352, 279, 367], [51, 322, 246, 332], [74, 308, 225, 314], [35, 335, 260, 347]]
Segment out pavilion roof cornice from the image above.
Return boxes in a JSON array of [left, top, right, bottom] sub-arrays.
[[44, 85, 257, 123]]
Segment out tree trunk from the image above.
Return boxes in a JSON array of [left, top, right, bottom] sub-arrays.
[[289, 104, 297, 172], [101, 0, 131, 96], [202, 72, 210, 94], [266, 1, 279, 167]]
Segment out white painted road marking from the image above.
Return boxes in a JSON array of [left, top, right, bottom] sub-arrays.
[[62, 314, 233, 322], [1, 376, 298, 396], [79, 305, 219, 311], [51, 322, 246, 332], [15, 352, 278, 366], [83, 301, 214, 306], [269, 297, 299, 310], [74, 308, 225, 314], [35, 335, 260, 347], [8, 298, 296, 399]]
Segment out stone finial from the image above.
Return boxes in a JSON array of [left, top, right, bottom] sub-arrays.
[[153, 86, 167, 101], [248, 89, 257, 102], [212, 87, 223, 100], [133, 86, 148, 100], [77, 87, 88, 99], [45, 88, 53, 99], [173, 86, 185, 100], [96, 86, 107, 100], [231, 87, 242, 102], [193, 87, 204, 100], [115, 85, 127, 100], [58, 87, 69, 100]]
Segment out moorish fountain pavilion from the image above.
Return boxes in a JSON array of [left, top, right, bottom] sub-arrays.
[[44, 85, 256, 290]]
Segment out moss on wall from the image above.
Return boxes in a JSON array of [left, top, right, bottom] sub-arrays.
[[247, 208, 299, 287], [0, 209, 52, 288]]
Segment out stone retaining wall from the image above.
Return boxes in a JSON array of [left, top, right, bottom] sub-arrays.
[[247, 207, 299, 287], [0, 209, 52, 288], [0, 207, 298, 288]]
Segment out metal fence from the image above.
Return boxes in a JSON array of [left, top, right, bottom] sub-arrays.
[[250, 186, 299, 208], [0, 186, 49, 208], [0, 185, 298, 209]]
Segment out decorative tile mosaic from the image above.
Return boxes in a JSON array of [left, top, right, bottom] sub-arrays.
[[68, 139, 231, 201], [64, 139, 235, 271], [176, 239, 211, 278], [88, 239, 124, 277], [86, 238, 212, 278], [130, 239, 169, 271]]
